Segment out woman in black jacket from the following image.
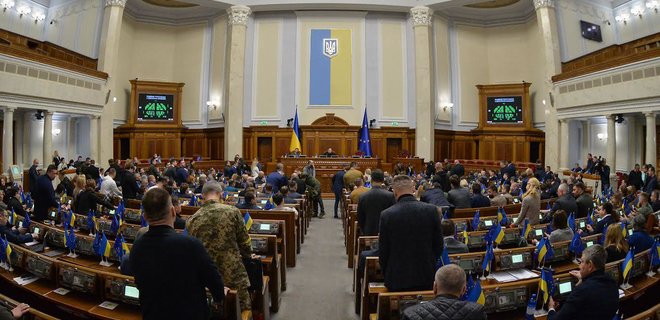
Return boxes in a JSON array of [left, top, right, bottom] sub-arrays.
[[73, 179, 115, 215]]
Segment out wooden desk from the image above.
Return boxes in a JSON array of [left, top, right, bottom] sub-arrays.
[[390, 157, 425, 174], [278, 157, 380, 195]]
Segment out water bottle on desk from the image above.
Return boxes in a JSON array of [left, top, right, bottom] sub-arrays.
[[525, 293, 537, 320]]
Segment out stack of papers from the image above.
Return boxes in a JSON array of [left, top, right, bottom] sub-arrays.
[[13, 275, 38, 286], [491, 269, 539, 283]]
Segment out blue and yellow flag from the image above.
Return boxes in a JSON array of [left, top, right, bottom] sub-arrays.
[[621, 248, 634, 282], [290, 108, 302, 152], [467, 277, 485, 305], [309, 29, 352, 106], [439, 246, 451, 267], [3, 238, 11, 263], [493, 223, 505, 245], [9, 209, 16, 226], [522, 219, 531, 239], [244, 212, 253, 231], [620, 222, 628, 238], [497, 207, 507, 225], [462, 229, 469, 245], [536, 238, 549, 263], [264, 197, 275, 210], [540, 268, 554, 304]]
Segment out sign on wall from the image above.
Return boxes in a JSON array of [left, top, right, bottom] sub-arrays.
[[309, 29, 352, 106]]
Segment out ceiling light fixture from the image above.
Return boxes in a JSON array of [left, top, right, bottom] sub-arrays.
[[630, 7, 644, 18], [615, 13, 630, 24], [1, 0, 14, 11], [647, 1, 659, 13], [16, 6, 30, 17], [32, 12, 44, 23]]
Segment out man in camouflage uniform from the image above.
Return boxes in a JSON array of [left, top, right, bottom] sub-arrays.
[[302, 173, 325, 218], [186, 181, 253, 311]]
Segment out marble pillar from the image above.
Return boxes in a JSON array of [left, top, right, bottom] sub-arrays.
[[645, 112, 656, 167], [410, 6, 434, 160], [22, 112, 32, 167], [97, 0, 127, 163], [43, 111, 53, 166], [3, 107, 15, 172], [534, 0, 561, 170], [90, 115, 100, 161], [559, 119, 569, 171], [606, 115, 616, 174], [224, 5, 251, 160], [14, 111, 23, 167]]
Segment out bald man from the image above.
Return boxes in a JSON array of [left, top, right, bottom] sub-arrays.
[[379, 175, 443, 292]]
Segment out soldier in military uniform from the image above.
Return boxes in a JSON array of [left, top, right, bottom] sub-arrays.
[[186, 181, 253, 311], [302, 173, 325, 218]]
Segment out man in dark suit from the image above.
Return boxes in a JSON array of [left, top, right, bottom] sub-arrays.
[[503, 161, 517, 178], [379, 175, 443, 291], [129, 188, 225, 320], [643, 167, 657, 195], [358, 169, 395, 236], [85, 160, 100, 181], [28, 159, 39, 194], [235, 192, 262, 210], [402, 265, 486, 320], [449, 160, 465, 178], [420, 182, 451, 208], [543, 166, 554, 182], [32, 165, 60, 222], [175, 160, 189, 186], [441, 220, 468, 254], [629, 164, 643, 191], [122, 165, 139, 200], [542, 183, 577, 223], [332, 165, 347, 219], [266, 163, 288, 192], [431, 162, 450, 192], [164, 160, 178, 182], [447, 175, 471, 209], [572, 182, 593, 218], [470, 184, 490, 208], [547, 244, 618, 320]]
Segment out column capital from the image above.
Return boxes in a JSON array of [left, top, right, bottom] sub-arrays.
[[105, 0, 127, 8], [89, 114, 101, 120], [410, 6, 433, 27], [227, 5, 251, 26], [605, 114, 616, 120], [644, 112, 656, 118], [3, 106, 16, 113], [559, 118, 568, 124], [533, 0, 555, 10]]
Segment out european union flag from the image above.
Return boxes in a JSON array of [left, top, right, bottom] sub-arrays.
[[264, 197, 275, 210], [462, 276, 474, 301], [442, 209, 450, 220], [546, 222, 553, 234], [140, 212, 148, 228], [497, 207, 507, 225], [587, 209, 594, 226], [190, 194, 198, 207], [568, 212, 576, 231], [110, 214, 120, 235], [87, 210, 95, 233], [539, 268, 554, 304], [440, 246, 451, 267], [569, 231, 584, 256], [601, 223, 609, 245], [23, 212, 30, 228], [621, 248, 634, 282], [472, 210, 480, 231], [482, 243, 494, 274], [650, 239, 660, 269], [66, 227, 77, 251], [358, 108, 372, 157], [114, 234, 126, 260]]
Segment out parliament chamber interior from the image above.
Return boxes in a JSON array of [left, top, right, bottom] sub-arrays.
[[0, 0, 659, 319]]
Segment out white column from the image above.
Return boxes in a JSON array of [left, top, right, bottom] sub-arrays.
[[14, 111, 23, 167], [22, 112, 32, 168], [645, 112, 657, 167], [97, 0, 127, 164], [559, 119, 569, 171], [410, 6, 435, 160], [43, 111, 53, 166], [3, 107, 15, 172], [67, 117, 76, 161], [90, 115, 100, 161], [224, 5, 251, 159], [534, 0, 562, 171], [606, 114, 616, 174]]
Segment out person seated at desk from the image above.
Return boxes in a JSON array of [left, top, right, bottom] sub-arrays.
[[170, 195, 186, 230], [177, 183, 193, 199], [541, 183, 577, 224], [278, 186, 297, 204], [4, 188, 27, 223], [469, 184, 490, 209], [487, 185, 507, 207], [321, 147, 337, 157], [350, 178, 370, 204], [236, 191, 262, 211], [580, 202, 619, 236], [73, 179, 116, 215], [547, 244, 619, 320], [272, 192, 298, 219], [628, 214, 654, 254], [402, 264, 486, 320], [289, 148, 302, 158], [441, 220, 468, 254], [447, 175, 471, 209], [604, 223, 628, 262], [0, 207, 39, 244], [547, 210, 574, 243], [420, 182, 450, 208], [129, 188, 226, 320], [286, 181, 303, 200], [0, 300, 30, 320]]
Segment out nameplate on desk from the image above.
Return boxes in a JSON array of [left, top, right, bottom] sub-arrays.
[[53, 287, 71, 295]]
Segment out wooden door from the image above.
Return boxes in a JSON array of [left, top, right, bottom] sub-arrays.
[[386, 138, 402, 163], [257, 137, 273, 162]]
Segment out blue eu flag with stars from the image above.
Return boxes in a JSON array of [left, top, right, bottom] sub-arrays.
[[358, 108, 372, 157]]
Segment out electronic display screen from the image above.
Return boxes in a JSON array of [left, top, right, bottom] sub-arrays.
[[586, 241, 594, 247], [579, 221, 586, 228], [261, 200, 267, 204], [511, 254, 523, 264], [109, 210, 115, 216], [33, 226, 40, 234], [137, 94, 174, 121], [535, 229, 543, 236], [580, 20, 602, 42], [124, 285, 140, 298], [458, 260, 474, 270], [484, 220, 493, 227], [513, 198, 520, 203], [487, 96, 523, 124], [559, 282, 572, 294], [498, 293, 513, 305], [627, 229, 633, 236], [259, 224, 271, 231], [50, 211, 57, 218]]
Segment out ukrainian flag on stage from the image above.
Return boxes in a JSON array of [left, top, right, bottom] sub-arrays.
[[309, 29, 352, 106], [290, 109, 302, 152]]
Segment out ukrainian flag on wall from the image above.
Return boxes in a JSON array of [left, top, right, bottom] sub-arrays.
[[309, 29, 352, 106]]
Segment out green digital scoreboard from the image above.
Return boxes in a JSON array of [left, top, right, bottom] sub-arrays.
[[486, 96, 523, 124], [137, 94, 174, 121]]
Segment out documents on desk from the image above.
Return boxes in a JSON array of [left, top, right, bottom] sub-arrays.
[[24, 241, 39, 247], [13, 275, 38, 286], [491, 269, 539, 283]]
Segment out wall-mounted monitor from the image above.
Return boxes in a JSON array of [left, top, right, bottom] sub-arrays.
[[137, 93, 174, 121], [486, 96, 523, 124], [580, 20, 602, 42]]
